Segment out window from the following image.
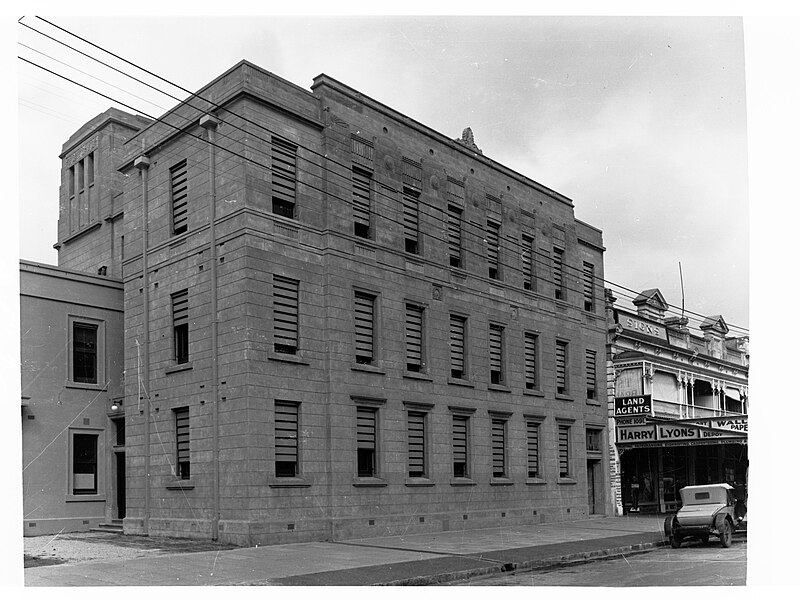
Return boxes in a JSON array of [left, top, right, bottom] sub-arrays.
[[447, 205, 463, 268], [273, 276, 299, 355], [68, 165, 75, 197], [170, 160, 188, 235], [586, 429, 602, 453], [558, 424, 570, 477], [352, 167, 372, 238], [556, 340, 569, 395], [489, 324, 505, 385], [86, 152, 94, 186], [585, 349, 597, 401], [583, 262, 595, 311], [449, 315, 467, 379], [272, 137, 297, 219], [275, 401, 299, 477], [524, 332, 538, 390], [522, 235, 534, 290], [526, 420, 540, 478], [405, 304, 425, 372], [72, 433, 98, 494], [486, 220, 500, 279], [407, 411, 427, 477], [356, 406, 377, 477], [115, 419, 125, 446], [174, 408, 190, 479], [491, 418, 507, 478], [553, 247, 565, 300], [402, 187, 420, 254], [172, 290, 189, 364], [73, 322, 98, 384], [452, 415, 469, 478], [354, 292, 376, 365]]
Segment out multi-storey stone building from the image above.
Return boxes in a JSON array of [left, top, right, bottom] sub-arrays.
[[605, 288, 748, 516], [48, 60, 609, 545]]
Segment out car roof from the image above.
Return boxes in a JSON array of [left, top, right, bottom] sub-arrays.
[[681, 483, 733, 492]]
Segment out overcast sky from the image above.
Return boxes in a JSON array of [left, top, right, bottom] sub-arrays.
[[17, 15, 749, 332]]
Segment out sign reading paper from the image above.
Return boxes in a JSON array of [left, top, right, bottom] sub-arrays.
[[614, 395, 652, 417]]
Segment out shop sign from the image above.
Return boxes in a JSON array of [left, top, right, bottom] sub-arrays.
[[656, 424, 699, 441], [616, 425, 656, 443], [617, 312, 668, 341], [614, 394, 652, 417], [685, 417, 748, 434], [616, 416, 648, 426]]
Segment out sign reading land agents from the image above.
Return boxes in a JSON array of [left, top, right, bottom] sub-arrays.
[[614, 394, 652, 417]]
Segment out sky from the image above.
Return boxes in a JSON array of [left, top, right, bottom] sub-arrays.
[[16, 14, 750, 334]]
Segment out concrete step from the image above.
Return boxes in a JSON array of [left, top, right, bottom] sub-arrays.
[[90, 522, 124, 534]]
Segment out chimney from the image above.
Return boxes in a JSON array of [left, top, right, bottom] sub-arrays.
[[664, 316, 690, 348]]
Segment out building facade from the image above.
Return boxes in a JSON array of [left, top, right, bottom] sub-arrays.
[[606, 289, 748, 516], [20, 260, 125, 535], [47, 60, 610, 545]]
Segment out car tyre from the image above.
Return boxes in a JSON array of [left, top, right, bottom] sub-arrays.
[[719, 519, 733, 548], [670, 535, 682, 549]]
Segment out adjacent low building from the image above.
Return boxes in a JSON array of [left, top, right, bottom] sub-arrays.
[[605, 288, 748, 515]]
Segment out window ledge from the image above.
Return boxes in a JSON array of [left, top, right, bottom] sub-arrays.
[[523, 388, 545, 397], [268, 352, 309, 365], [558, 477, 577, 485], [269, 477, 312, 488], [61, 220, 102, 246], [65, 381, 106, 391], [351, 364, 386, 375], [447, 377, 475, 388], [450, 478, 477, 487], [490, 478, 514, 486], [403, 371, 433, 382], [352, 477, 388, 488], [165, 362, 193, 375], [555, 394, 573, 402], [586, 399, 601, 406], [405, 478, 435, 487], [526, 477, 547, 485], [166, 480, 195, 491], [488, 384, 512, 393], [65, 494, 106, 502]]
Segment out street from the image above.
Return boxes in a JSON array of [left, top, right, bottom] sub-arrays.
[[452, 539, 746, 586]]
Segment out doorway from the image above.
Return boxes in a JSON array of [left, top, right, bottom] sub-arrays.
[[116, 452, 126, 519], [587, 460, 600, 514]]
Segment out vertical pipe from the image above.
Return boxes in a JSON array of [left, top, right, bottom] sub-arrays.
[[134, 154, 151, 535], [200, 115, 220, 540]]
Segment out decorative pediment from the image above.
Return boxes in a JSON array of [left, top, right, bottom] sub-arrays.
[[699, 315, 729, 335], [632, 288, 669, 311]]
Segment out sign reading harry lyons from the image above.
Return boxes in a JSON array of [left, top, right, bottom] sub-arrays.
[[614, 394, 653, 417]]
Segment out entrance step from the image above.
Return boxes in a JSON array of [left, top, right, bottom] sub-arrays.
[[91, 521, 124, 534]]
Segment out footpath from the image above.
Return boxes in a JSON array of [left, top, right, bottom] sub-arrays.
[[25, 514, 667, 586]]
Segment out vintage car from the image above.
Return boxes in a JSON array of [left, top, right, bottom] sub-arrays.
[[664, 483, 746, 548]]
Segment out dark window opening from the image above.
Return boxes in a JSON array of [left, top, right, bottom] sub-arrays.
[[354, 222, 370, 238], [174, 323, 189, 364], [275, 401, 299, 478], [405, 239, 418, 254], [73, 434, 98, 495], [357, 448, 375, 477], [73, 323, 98, 384], [175, 408, 190, 480], [272, 198, 295, 219]]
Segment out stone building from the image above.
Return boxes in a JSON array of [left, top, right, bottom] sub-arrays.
[[606, 288, 748, 516], [46, 60, 609, 545]]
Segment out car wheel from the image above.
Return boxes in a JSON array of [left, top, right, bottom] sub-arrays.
[[719, 519, 733, 548], [670, 535, 682, 549]]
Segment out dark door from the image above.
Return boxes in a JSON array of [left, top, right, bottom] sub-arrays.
[[587, 460, 598, 514], [116, 452, 126, 519]]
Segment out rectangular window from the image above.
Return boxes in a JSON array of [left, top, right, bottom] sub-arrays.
[[491, 418, 507, 478], [486, 220, 500, 279], [170, 159, 189, 235], [524, 332, 538, 390], [73, 322, 98, 384], [489, 324, 504, 385], [174, 407, 190, 480], [558, 424, 570, 477], [354, 292, 376, 365], [86, 153, 94, 186], [275, 401, 299, 477], [556, 340, 569, 395], [115, 419, 125, 446], [526, 420, 540, 478], [352, 167, 372, 238], [522, 235, 534, 290], [583, 262, 595, 312], [553, 247, 565, 300], [356, 406, 377, 477], [77, 159, 85, 191], [450, 315, 467, 379], [407, 411, 426, 478], [72, 433, 98, 494], [351, 135, 374, 170], [585, 349, 597, 401], [402, 187, 420, 254], [447, 205, 463, 268], [586, 429, 602, 453], [272, 137, 297, 219], [172, 290, 189, 364], [68, 165, 75, 196], [273, 276, 299, 355], [405, 304, 425, 372], [452, 415, 468, 478]]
